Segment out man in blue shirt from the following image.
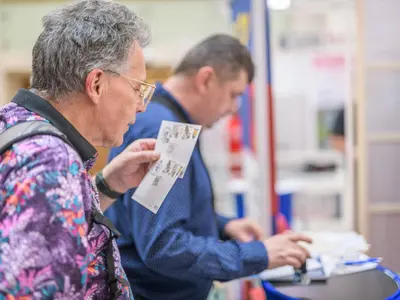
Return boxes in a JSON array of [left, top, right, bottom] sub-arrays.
[[105, 34, 312, 300]]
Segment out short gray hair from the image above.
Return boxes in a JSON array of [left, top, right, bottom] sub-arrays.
[[30, 0, 151, 100]]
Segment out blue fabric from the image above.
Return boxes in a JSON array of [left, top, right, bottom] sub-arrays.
[[263, 266, 400, 300], [105, 84, 268, 300], [263, 281, 298, 300]]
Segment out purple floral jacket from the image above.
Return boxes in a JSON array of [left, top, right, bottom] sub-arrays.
[[0, 89, 133, 299]]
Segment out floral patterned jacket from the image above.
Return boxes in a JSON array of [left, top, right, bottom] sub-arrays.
[[0, 89, 133, 299]]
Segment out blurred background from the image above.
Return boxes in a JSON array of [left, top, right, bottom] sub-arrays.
[[0, 0, 398, 274]]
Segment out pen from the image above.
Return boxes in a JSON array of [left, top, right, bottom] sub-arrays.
[[342, 257, 382, 266]]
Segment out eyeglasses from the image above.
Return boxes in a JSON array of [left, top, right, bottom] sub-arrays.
[[105, 70, 156, 108]]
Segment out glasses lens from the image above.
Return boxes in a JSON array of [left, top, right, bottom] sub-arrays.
[[143, 85, 155, 106]]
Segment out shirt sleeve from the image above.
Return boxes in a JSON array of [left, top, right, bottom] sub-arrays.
[[0, 143, 91, 299], [216, 214, 234, 241], [116, 125, 269, 282], [130, 167, 268, 282]]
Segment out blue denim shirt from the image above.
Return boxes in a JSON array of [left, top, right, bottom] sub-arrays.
[[105, 84, 268, 300]]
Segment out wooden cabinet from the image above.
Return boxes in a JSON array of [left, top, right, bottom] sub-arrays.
[[3, 72, 31, 104], [90, 147, 110, 175], [146, 65, 172, 84]]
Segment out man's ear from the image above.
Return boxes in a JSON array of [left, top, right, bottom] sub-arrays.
[[195, 66, 215, 95], [85, 68, 106, 104]]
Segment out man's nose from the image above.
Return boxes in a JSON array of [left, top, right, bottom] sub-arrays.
[[136, 99, 146, 113]]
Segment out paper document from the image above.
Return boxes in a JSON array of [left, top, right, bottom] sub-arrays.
[[331, 253, 379, 276], [259, 253, 378, 282], [298, 231, 370, 255], [155, 121, 201, 178], [132, 121, 201, 213]]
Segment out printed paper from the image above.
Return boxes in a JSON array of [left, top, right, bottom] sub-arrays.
[[155, 121, 201, 178], [132, 154, 185, 214], [132, 121, 202, 213]]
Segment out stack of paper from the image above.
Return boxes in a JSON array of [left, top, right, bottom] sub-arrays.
[[330, 253, 379, 276], [132, 121, 202, 213], [298, 231, 370, 255], [259, 252, 378, 282], [259, 231, 376, 282]]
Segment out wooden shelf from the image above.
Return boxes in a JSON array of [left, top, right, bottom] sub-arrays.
[[366, 63, 400, 70], [146, 65, 172, 84], [369, 203, 400, 214], [90, 147, 110, 176], [367, 134, 400, 143], [0, 71, 30, 105]]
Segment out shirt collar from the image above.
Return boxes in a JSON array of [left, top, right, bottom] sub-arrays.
[[11, 88, 97, 162], [154, 82, 196, 124]]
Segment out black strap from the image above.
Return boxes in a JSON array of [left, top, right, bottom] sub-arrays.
[[90, 206, 130, 299], [91, 209, 122, 238], [12, 89, 96, 162], [151, 93, 190, 124], [0, 121, 129, 299], [95, 170, 123, 199]]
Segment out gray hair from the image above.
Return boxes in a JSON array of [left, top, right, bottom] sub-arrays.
[[30, 0, 151, 100]]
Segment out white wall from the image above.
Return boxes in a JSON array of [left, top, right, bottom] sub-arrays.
[[0, 0, 233, 104], [124, 0, 233, 65], [0, 0, 232, 67], [270, 3, 356, 159], [0, 0, 356, 229], [0, 0, 355, 153]]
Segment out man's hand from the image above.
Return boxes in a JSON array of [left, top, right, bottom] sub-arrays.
[[102, 138, 160, 194], [263, 232, 313, 269], [224, 218, 265, 242]]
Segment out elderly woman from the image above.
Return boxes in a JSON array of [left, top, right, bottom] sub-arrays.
[[0, 0, 158, 299]]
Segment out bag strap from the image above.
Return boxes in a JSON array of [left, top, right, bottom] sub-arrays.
[[0, 120, 129, 297], [151, 93, 189, 123], [90, 208, 130, 299], [0, 121, 73, 156]]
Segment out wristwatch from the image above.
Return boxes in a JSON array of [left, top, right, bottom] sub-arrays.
[[95, 170, 123, 199]]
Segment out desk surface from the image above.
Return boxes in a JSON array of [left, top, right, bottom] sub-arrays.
[[276, 269, 398, 300]]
